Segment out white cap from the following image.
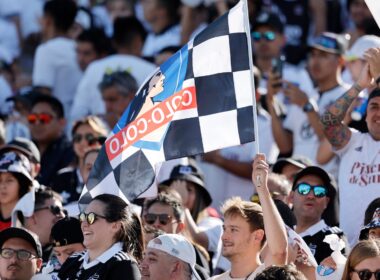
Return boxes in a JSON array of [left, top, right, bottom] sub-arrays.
[[345, 35, 380, 61], [147, 234, 201, 280]]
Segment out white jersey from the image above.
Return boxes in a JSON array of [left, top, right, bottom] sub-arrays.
[[210, 264, 265, 280], [32, 37, 82, 117], [142, 24, 181, 57], [283, 84, 350, 176], [70, 54, 156, 123], [335, 130, 380, 247]]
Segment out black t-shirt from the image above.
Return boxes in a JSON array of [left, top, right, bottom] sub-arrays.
[[58, 251, 141, 280], [301, 223, 347, 264]]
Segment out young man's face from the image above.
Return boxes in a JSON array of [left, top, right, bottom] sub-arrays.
[[221, 214, 258, 260], [366, 96, 380, 141], [252, 26, 285, 60], [144, 203, 181, 234], [53, 243, 84, 265], [76, 41, 98, 71], [307, 48, 341, 84], [0, 238, 42, 280]]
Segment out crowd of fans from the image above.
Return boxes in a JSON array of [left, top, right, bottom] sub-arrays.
[[0, 0, 379, 279]]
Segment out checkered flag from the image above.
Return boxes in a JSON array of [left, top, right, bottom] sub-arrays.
[[79, 0, 256, 207]]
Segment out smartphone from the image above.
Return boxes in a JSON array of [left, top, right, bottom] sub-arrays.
[[271, 55, 285, 78]]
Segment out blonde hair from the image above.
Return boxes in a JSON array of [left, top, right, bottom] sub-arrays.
[[342, 239, 380, 280], [72, 115, 109, 137], [221, 197, 266, 246]]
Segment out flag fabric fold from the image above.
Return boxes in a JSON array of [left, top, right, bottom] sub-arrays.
[[79, 0, 256, 206]]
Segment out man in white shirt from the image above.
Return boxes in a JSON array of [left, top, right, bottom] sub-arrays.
[[70, 16, 156, 124], [321, 47, 380, 246], [211, 154, 287, 280], [32, 0, 82, 119]]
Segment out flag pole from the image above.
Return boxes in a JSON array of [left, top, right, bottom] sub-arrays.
[[241, 0, 260, 155]]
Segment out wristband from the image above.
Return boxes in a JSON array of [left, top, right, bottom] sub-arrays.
[[353, 83, 363, 93]]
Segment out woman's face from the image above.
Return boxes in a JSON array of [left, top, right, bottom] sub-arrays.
[[0, 172, 20, 205], [73, 124, 100, 160], [81, 200, 118, 252], [351, 256, 380, 280]]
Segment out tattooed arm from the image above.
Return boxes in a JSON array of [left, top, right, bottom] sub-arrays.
[[321, 63, 372, 150]]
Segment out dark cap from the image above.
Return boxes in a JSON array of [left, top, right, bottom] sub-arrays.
[[0, 227, 42, 258], [368, 88, 380, 104], [272, 155, 312, 174], [0, 152, 33, 184], [6, 89, 45, 110], [359, 207, 380, 240], [51, 217, 84, 247], [161, 161, 212, 207], [253, 12, 285, 33], [292, 166, 337, 198], [0, 137, 40, 163], [309, 32, 347, 55]]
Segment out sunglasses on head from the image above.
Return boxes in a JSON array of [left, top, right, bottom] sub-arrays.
[[314, 36, 338, 49], [353, 269, 380, 280], [27, 113, 54, 125], [79, 212, 107, 225], [34, 205, 64, 216], [73, 133, 98, 145], [144, 213, 173, 226], [295, 182, 328, 198], [251, 31, 276, 42]]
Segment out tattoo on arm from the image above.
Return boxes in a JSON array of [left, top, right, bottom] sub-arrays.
[[321, 86, 360, 147]]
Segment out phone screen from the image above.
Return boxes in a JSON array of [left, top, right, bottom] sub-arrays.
[[271, 56, 285, 78]]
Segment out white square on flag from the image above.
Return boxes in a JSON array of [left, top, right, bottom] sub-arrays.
[[365, 0, 380, 29]]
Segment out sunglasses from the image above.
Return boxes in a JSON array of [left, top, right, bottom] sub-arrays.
[[353, 269, 380, 280], [73, 133, 98, 145], [144, 213, 173, 226], [34, 205, 64, 216], [0, 248, 37, 261], [79, 212, 107, 225], [295, 183, 328, 198], [314, 36, 338, 50], [251, 31, 276, 42], [27, 113, 54, 125]]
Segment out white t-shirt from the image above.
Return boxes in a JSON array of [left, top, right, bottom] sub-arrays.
[[335, 130, 380, 247], [0, 0, 21, 18], [198, 109, 279, 210], [70, 54, 156, 123], [283, 84, 350, 176], [0, 18, 20, 60], [210, 264, 265, 280], [32, 37, 82, 117], [18, 0, 43, 38], [142, 24, 181, 57]]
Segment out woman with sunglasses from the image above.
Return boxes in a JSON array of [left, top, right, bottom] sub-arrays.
[[342, 239, 380, 280], [0, 152, 33, 231], [58, 194, 143, 279], [52, 116, 108, 204]]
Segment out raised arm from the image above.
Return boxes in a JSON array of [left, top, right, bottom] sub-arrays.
[[253, 153, 288, 265], [320, 63, 372, 149]]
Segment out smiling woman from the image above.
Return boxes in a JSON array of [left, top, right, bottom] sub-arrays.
[[57, 194, 143, 280]]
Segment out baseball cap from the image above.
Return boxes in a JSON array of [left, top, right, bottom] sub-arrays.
[[161, 160, 212, 207], [272, 155, 312, 174], [0, 151, 33, 184], [147, 234, 201, 280], [0, 227, 42, 258], [292, 166, 337, 198], [0, 137, 40, 163], [345, 35, 380, 61], [51, 217, 84, 247], [253, 12, 284, 33], [309, 32, 347, 55], [359, 207, 380, 240]]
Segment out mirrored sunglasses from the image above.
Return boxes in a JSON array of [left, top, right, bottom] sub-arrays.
[[79, 212, 107, 225], [251, 31, 276, 42], [144, 213, 172, 226], [353, 269, 380, 280], [295, 182, 328, 198], [27, 113, 54, 125]]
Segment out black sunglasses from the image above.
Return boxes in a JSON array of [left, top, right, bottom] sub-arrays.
[[353, 269, 380, 280], [73, 133, 99, 145], [0, 248, 37, 261], [34, 205, 64, 216], [79, 212, 107, 225], [295, 182, 328, 198], [144, 213, 173, 226]]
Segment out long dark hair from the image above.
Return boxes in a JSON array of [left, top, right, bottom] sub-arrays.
[[93, 194, 144, 261]]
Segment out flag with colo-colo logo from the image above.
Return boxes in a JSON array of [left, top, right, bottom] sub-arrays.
[[79, 0, 257, 205]]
